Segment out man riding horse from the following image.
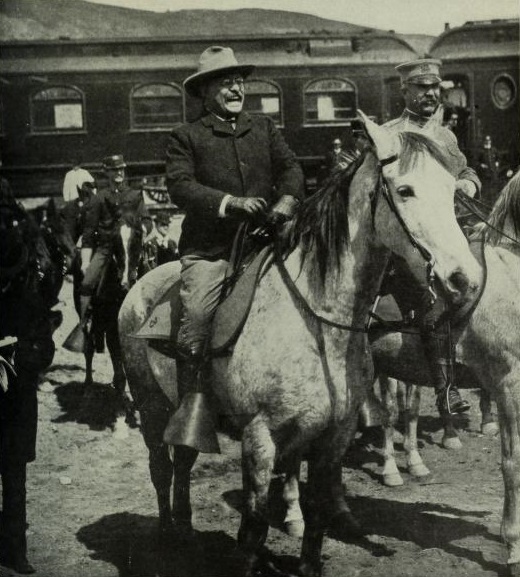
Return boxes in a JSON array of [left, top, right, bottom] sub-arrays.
[[78, 154, 150, 331], [380, 58, 481, 416], [162, 46, 305, 453]]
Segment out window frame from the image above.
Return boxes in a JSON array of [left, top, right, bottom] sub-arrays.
[[129, 82, 184, 132], [303, 77, 358, 127], [490, 73, 517, 110], [243, 78, 284, 127], [29, 85, 86, 135]]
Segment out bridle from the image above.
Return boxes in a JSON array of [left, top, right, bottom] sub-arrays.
[[274, 153, 438, 332]]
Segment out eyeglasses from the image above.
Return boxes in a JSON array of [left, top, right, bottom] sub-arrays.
[[219, 77, 245, 89]]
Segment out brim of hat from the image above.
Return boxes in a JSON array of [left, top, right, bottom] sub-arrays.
[[406, 74, 442, 86], [184, 64, 255, 97], [104, 163, 127, 169]]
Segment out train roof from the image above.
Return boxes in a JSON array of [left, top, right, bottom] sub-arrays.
[[430, 18, 519, 60], [0, 32, 418, 76]]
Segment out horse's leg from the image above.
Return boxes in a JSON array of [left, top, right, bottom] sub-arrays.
[[106, 317, 134, 437], [380, 376, 404, 486], [282, 454, 305, 538], [237, 415, 273, 577], [441, 411, 462, 450], [495, 377, 520, 576], [480, 388, 499, 436], [404, 384, 430, 478], [172, 444, 198, 537]]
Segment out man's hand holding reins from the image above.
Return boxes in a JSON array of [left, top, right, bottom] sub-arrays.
[[226, 196, 267, 219]]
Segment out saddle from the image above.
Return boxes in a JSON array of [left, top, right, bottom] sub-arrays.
[[133, 245, 273, 356]]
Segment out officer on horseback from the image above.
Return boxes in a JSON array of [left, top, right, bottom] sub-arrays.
[[382, 58, 481, 416], [78, 154, 150, 330], [163, 46, 305, 453]]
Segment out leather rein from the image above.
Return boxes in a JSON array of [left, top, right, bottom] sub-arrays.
[[274, 154, 437, 333]]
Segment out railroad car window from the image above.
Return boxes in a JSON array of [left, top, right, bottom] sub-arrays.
[[304, 78, 356, 125], [31, 86, 84, 132], [130, 83, 182, 129], [243, 79, 282, 125], [491, 74, 517, 110]]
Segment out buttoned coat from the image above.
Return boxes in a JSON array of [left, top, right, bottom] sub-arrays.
[[166, 112, 305, 258]]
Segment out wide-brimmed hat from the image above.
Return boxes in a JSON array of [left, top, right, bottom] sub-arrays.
[[102, 154, 126, 170], [184, 46, 255, 98], [396, 58, 442, 86]]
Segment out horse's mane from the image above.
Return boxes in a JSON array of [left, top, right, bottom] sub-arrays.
[[282, 149, 367, 284], [398, 130, 453, 175], [484, 170, 520, 245], [280, 129, 451, 284]]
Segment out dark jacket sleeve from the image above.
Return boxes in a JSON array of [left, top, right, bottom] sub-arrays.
[[165, 126, 227, 219], [82, 195, 101, 249]]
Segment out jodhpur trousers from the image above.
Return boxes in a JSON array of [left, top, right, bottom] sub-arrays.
[[80, 242, 125, 297], [177, 255, 229, 355]]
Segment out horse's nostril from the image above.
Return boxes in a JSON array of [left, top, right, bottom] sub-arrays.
[[448, 270, 470, 295]]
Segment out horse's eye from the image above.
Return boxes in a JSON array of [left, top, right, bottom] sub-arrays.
[[396, 185, 414, 198]]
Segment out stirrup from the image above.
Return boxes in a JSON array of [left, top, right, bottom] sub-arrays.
[[436, 385, 470, 416]]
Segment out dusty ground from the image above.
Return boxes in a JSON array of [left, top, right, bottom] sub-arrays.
[[6, 277, 509, 577]]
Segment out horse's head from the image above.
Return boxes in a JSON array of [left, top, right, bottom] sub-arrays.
[[485, 169, 520, 246], [359, 110, 480, 307]]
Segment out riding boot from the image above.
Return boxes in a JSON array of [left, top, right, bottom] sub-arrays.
[[79, 294, 92, 331], [0, 464, 36, 574], [422, 330, 470, 416], [163, 349, 220, 454]]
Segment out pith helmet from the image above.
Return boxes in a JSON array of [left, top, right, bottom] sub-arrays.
[[396, 58, 442, 86], [183, 46, 255, 98]]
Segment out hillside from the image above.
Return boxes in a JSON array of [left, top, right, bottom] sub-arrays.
[[0, 0, 377, 40], [0, 0, 434, 53]]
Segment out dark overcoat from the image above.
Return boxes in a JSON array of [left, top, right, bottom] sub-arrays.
[[165, 112, 305, 258]]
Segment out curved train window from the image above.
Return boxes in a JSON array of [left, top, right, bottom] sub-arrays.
[[491, 74, 517, 110], [31, 86, 85, 132], [304, 78, 356, 125], [130, 83, 183, 129], [243, 79, 282, 125]]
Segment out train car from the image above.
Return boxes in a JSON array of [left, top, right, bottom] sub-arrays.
[[0, 18, 518, 200], [430, 18, 519, 166], [0, 30, 418, 198]]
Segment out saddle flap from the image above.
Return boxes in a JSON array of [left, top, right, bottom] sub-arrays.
[[211, 246, 272, 353]]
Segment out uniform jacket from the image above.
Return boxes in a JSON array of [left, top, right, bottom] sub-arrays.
[[82, 186, 148, 250], [166, 112, 305, 258], [384, 109, 481, 193]]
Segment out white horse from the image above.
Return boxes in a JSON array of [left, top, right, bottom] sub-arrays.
[[371, 170, 520, 575], [118, 113, 480, 577]]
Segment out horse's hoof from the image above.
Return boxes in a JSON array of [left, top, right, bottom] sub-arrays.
[[328, 509, 365, 540], [442, 435, 462, 451], [113, 416, 130, 439], [383, 472, 404, 487], [509, 562, 520, 577], [481, 421, 499, 436], [284, 519, 305, 538], [408, 463, 430, 478], [299, 561, 322, 577]]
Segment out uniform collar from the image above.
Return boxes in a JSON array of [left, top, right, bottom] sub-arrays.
[[402, 108, 431, 128]]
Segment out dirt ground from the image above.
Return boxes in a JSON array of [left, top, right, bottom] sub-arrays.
[[6, 277, 510, 577]]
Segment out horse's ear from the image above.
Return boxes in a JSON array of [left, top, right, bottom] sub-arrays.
[[356, 109, 398, 162]]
